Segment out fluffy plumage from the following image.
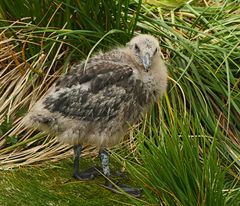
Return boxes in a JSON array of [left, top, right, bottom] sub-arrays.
[[24, 34, 168, 148]]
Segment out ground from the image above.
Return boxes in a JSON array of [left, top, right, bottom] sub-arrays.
[[0, 157, 137, 206]]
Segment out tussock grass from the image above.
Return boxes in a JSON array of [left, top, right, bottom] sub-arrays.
[[0, 0, 239, 205]]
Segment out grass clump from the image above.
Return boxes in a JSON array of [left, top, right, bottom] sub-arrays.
[[0, 0, 239, 205], [116, 115, 239, 205]]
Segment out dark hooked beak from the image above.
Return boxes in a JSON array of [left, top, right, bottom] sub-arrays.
[[142, 53, 151, 72]]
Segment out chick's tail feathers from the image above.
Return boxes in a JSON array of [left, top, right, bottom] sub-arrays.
[[22, 112, 57, 133]]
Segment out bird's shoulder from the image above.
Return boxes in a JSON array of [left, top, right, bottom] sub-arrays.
[[55, 48, 135, 92]]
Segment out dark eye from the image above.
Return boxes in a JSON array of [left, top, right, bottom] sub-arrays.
[[153, 48, 158, 55], [134, 44, 140, 53]]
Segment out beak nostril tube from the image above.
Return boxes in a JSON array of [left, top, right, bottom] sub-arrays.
[[142, 53, 150, 72]]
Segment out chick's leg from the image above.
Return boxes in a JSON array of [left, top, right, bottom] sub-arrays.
[[73, 145, 99, 180], [99, 148, 111, 180], [99, 148, 142, 197]]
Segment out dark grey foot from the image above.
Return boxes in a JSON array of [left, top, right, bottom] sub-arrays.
[[114, 170, 129, 179], [103, 180, 142, 197], [73, 166, 101, 180]]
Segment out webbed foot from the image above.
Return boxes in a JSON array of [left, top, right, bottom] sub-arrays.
[[73, 166, 101, 180], [102, 180, 142, 197]]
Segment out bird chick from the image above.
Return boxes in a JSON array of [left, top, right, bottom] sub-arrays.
[[24, 34, 168, 196]]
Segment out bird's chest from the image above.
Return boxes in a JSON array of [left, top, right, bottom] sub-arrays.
[[142, 75, 157, 88], [131, 76, 157, 108]]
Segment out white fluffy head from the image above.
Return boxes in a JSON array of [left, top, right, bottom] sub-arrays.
[[127, 34, 161, 72]]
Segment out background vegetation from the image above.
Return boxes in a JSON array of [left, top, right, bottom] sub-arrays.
[[0, 0, 239, 205]]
